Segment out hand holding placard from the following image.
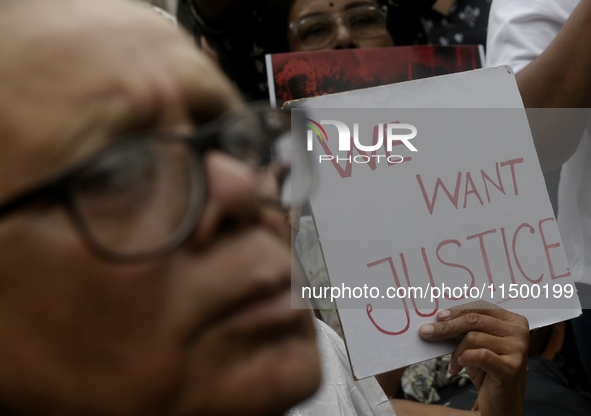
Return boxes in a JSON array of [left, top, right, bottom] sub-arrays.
[[419, 301, 528, 416]]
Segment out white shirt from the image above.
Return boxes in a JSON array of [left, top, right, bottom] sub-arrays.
[[287, 319, 396, 416], [487, 0, 591, 285]]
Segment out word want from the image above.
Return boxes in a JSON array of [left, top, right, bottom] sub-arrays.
[[416, 158, 524, 215]]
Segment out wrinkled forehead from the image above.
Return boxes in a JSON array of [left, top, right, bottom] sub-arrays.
[[0, 0, 240, 199]]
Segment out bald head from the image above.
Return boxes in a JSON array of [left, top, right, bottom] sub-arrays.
[[0, 0, 240, 200]]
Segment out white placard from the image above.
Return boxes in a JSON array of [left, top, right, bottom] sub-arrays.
[[289, 67, 581, 379]]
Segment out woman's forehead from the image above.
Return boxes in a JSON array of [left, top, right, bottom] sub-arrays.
[[290, 0, 379, 19]]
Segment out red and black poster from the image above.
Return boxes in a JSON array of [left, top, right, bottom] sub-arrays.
[[266, 45, 484, 107]]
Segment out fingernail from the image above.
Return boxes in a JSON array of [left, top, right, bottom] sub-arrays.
[[420, 324, 434, 335], [458, 355, 464, 366], [438, 309, 451, 319]]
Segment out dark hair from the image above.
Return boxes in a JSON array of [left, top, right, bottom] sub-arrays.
[[176, 0, 434, 100], [380, 0, 435, 46], [178, 0, 433, 49]]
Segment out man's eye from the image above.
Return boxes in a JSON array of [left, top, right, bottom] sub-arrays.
[[77, 149, 156, 196], [72, 148, 158, 224]]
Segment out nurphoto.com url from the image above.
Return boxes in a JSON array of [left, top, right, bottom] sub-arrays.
[[302, 282, 575, 303]]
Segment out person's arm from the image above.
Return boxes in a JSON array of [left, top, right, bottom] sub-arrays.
[[515, 0, 591, 171], [418, 302, 529, 416], [517, 0, 591, 109]]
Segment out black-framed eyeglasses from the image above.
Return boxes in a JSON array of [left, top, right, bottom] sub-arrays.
[[0, 104, 314, 261], [289, 4, 388, 51]]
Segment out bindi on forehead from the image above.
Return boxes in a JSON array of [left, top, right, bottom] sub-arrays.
[[329, 2, 334, 6]]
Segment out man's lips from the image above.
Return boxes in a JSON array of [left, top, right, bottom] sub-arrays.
[[217, 283, 311, 334]]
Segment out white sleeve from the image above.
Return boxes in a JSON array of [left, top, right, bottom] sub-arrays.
[[486, 0, 580, 72], [286, 319, 396, 416]]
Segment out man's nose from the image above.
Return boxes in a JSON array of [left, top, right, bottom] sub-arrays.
[[186, 152, 262, 246], [333, 17, 358, 49]]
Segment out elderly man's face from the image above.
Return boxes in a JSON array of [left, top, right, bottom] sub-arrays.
[[0, 1, 319, 415]]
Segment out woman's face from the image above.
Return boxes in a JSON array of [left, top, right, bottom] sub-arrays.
[[288, 0, 394, 51]]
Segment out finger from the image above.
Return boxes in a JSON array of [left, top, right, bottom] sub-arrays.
[[436, 301, 525, 324], [457, 348, 524, 379], [420, 312, 509, 340], [464, 366, 484, 388], [448, 332, 516, 374]]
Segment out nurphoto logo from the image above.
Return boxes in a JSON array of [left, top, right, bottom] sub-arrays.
[[304, 119, 418, 166], [300, 117, 418, 178]]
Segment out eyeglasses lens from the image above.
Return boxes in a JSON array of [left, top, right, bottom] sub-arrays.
[[346, 7, 387, 37], [64, 107, 312, 259], [295, 6, 387, 50], [72, 139, 203, 258], [296, 15, 335, 49]]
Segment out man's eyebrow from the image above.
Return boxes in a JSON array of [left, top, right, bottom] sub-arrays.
[[188, 92, 240, 127], [190, 105, 227, 127], [101, 97, 162, 141]]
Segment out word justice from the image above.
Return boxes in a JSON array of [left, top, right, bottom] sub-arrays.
[[365, 217, 569, 336]]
